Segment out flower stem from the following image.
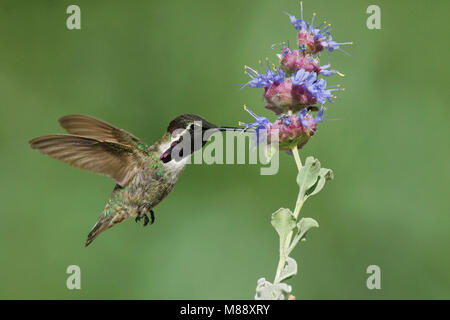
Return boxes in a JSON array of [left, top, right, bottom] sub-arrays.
[[274, 146, 304, 283], [292, 145, 303, 172]]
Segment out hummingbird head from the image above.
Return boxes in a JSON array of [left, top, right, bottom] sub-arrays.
[[160, 114, 218, 163], [160, 114, 245, 163], [166, 114, 217, 134]]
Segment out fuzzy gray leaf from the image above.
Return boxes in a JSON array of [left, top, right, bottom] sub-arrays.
[[279, 257, 298, 282], [255, 278, 292, 300], [297, 217, 319, 241], [305, 167, 334, 198], [271, 208, 296, 242], [296, 157, 321, 199]]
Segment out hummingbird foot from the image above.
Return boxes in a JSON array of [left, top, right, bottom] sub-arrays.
[[135, 210, 155, 227], [135, 214, 148, 226], [143, 214, 150, 226], [143, 210, 155, 226], [150, 210, 155, 225]]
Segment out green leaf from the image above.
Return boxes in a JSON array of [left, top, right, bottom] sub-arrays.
[[296, 157, 321, 199], [288, 217, 319, 254], [297, 217, 319, 241], [271, 208, 296, 242], [279, 257, 298, 282], [255, 278, 292, 300], [297, 157, 333, 200], [305, 167, 334, 198]]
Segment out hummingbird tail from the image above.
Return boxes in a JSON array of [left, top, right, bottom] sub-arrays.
[[85, 221, 105, 247], [85, 211, 125, 247]]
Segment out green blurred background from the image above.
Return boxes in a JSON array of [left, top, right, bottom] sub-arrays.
[[0, 0, 448, 299]]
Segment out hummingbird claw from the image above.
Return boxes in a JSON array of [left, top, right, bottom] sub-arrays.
[[143, 214, 150, 227], [136, 210, 155, 227], [150, 210, 155, 225], [143, 210, 155, 226]]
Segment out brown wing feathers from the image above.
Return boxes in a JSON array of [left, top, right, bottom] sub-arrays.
[[58, 115, 142, 148], [29, 115, 145, 187]]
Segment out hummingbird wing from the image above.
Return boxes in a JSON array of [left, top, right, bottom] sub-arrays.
[[29, 135, 144, 187], [58, 114, 144, 149]]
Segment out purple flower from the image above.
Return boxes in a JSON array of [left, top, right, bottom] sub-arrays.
[[239, 105, 271, 145], [298, 107, 325, 129], [321, 36, 353, 55], [239, 2, 348, 125], [284, 4, 352, 56], [297, 108, 310, 127], [291, 69, 317, 86], [239, 107, 325, 151], [243, 65, 285, 88], [281, 3, 308, 32], [290, 70, 340, 105], [313, 107, 325, 124], [319, 64, 343, 77]]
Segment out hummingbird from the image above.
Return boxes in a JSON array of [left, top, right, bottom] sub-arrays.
[[29, 114, 237, 246]]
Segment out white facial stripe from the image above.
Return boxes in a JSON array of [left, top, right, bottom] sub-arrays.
[[159, 127, 190, 154]]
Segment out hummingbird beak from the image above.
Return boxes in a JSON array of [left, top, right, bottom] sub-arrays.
[[202, 126, 252, 143], [217, 126, 252, 132]]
